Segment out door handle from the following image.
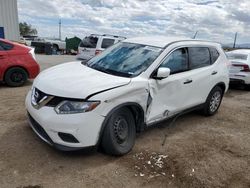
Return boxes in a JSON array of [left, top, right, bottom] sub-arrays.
[[183, 79, 193, 84], [211, 71, 218, 75]]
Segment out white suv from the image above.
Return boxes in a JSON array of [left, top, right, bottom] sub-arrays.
[[76, 34, 126, 60], [25, 37, 229, 156]]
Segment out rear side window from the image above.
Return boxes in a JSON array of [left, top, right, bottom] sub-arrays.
[[189, 47, 210, 69], [101, 38, 115, 48], [79, 36, 98, 48], [160, 48, 188, 74], [210, 48, 220, 64], [0, 41, 13, 50]]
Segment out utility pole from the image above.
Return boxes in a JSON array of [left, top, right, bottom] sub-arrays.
[[193, 31, 198, 39], [233, 32, 238, 49], [59, 19, 61, 40]]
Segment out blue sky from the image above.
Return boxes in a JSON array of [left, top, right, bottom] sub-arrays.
[[17, 0, 250, 44]]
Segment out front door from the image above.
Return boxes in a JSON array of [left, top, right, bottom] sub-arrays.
[[146, 47, 193, 124], [0, 44, 9, 79]]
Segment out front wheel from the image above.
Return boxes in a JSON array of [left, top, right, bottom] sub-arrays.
[[101, 108, 136, 156], [202, 86, 223, 116]]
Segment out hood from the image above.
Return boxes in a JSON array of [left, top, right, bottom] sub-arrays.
[[33, 61, 131, 99]]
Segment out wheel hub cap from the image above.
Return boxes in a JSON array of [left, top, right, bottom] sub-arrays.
[[114, 117, 129, 144], [11, 72, 23, 82], [209, 91, 221, 113]]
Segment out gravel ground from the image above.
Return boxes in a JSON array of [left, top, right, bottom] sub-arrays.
[[0, 55, 250, 188]]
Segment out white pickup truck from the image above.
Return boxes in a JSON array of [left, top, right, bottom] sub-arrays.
[[44, 39, 66, 51], [23, 37, 66, 52]]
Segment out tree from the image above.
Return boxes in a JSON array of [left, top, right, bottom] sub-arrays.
[[19, 22, 38, 36]]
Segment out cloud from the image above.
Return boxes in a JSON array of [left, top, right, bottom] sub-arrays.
[[18, 0, 250, 44]]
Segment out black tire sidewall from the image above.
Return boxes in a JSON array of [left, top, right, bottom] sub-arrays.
[[245, 84, 250, 91], [204, 86, 223, 116], [4, 67, 28, 87], [102, 108, 136, 156]]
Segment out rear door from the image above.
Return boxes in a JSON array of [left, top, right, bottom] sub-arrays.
[[78, 36, 98, 60], [184, 47, 216, 105], [147, 47, 192, 123]]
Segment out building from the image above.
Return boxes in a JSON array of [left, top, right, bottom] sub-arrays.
[[0, 0, 19, 41]]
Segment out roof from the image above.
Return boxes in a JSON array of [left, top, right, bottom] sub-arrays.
[[226, 49, 250, 55], [124, 36, 220, 48]]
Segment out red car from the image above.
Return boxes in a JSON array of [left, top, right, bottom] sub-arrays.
[[0, 39, 40, 87]]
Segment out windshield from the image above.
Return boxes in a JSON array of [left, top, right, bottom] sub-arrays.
[[227, 53, 248, 60], [85, 42, 163, 77]]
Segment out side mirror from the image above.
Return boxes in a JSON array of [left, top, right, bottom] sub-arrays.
[[154, 67, 170, 79]]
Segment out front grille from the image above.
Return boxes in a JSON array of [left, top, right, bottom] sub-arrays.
[[46, 97, 66, 107], [33, 88, 50, 103], [33, 87, 85, 107], [28, 113, 53, 144]]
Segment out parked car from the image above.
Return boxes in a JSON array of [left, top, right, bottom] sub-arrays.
[[226, 49, 250, 89], [0, 39, 40, 87], [25, 37, 229, 155], [76, 34, 126, 60]]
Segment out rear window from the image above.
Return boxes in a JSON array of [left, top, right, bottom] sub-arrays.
[[227, 53, 248, 60], [210, 48, 220, 64], [189, 47, 211, 69], [79, 36, 98, 48], [0, 41, 13, 50], [101, 38, 115, 48]]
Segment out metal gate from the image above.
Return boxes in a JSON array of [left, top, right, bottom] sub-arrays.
[[0, 27, 5, 38]]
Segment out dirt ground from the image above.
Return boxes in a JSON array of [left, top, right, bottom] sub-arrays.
[[0, 55, 250, 188]]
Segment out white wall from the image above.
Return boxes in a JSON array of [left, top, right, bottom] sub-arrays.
[[0, 0, 19, 41]]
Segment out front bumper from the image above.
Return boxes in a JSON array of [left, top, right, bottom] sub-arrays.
[[25, 91, 105, 150]]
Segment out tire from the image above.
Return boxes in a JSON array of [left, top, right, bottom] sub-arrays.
[[245, 84, 250, 91], [4, 67, 28, 87], [52, 44, 59, 53], [101, 108, 136, 156], [202, 86, 223, 116]]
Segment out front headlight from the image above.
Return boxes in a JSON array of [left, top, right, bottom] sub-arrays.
[[55, 100, 100, 114]]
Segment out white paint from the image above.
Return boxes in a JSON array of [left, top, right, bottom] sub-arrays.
[[226, 50, 250, 84], [26, 37, 229, 149]]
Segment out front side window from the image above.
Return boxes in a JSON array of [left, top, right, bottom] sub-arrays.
[[160, 48, 188, 74], [101, 38, 115, 48], [189, 47, 210, 69], [79, 36, 98, 48], [86, 42, 163, 77]]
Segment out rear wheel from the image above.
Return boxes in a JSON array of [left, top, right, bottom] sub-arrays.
[[4, 67, 28, 87], [202, 86, 223, 116], [245, 84, 250, 91], [52, 44, 59, 54], [101, 108, 136, 156]]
